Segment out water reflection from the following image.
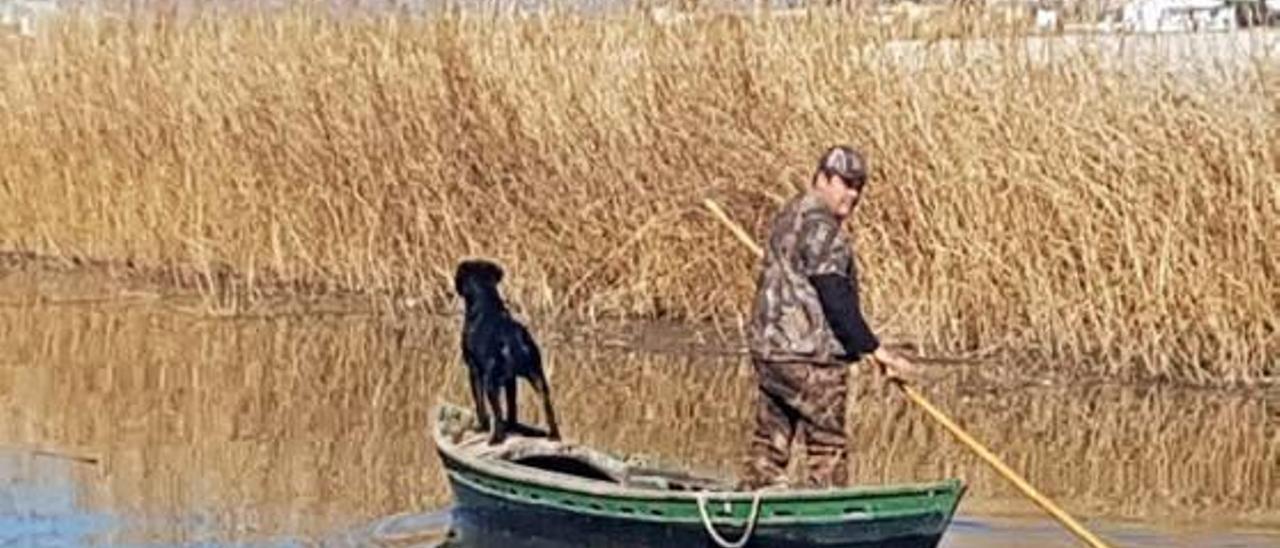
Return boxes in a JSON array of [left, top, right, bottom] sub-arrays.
[[0, 451, 116, 546], [0, 303, 1276, 545]]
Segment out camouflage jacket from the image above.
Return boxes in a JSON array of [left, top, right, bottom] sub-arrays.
[[748, 191, 857, 365]]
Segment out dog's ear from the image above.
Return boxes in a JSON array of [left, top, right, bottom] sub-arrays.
[[454, 260, 479, 297]]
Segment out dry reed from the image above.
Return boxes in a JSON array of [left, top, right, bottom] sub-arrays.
[[0, 6, 1276, 382]]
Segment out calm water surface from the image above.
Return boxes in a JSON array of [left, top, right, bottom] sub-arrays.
[[0, 303, 1276, 546]]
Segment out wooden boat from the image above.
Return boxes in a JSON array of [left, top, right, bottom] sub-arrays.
[[431, 402, 966, 548]]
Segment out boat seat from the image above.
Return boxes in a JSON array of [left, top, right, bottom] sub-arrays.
[[439, 409, 736, 492], [460, 434, 632, 484]]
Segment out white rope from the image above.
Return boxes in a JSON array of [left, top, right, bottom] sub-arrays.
[[694, 490, 765, 548]]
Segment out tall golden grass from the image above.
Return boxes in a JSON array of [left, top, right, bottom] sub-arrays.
[[0, 6, 1276, 382]]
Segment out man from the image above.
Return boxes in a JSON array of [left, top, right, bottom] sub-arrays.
[[742, 145, 919, 490]]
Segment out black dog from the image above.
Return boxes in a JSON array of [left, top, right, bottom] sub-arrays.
[[454, 259, 560, 445]]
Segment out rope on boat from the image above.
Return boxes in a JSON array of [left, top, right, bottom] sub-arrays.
[[694, 491, 764, 548]]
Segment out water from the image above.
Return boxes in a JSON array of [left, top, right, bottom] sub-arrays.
[[0, 301, 1276, 546], [0, 452, 116, 546]]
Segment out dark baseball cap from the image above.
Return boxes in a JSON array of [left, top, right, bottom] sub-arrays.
[[817, 146, 868, 188]]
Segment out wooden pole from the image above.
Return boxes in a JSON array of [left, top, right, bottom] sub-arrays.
[[702, 198, 1112, 548]]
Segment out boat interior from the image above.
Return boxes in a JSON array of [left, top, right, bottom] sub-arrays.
[[436, 404, 735, 492]]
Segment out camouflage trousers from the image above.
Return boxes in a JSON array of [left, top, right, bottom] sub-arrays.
[[741, 359, 849, 490]]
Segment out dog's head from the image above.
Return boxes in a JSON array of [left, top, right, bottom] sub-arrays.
[[454, 259, 505, 303]]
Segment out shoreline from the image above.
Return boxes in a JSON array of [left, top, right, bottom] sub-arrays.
[[2, 249, 1276, 393]]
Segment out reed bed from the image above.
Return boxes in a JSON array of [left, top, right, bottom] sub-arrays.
[[0, 6, 1276, 382]]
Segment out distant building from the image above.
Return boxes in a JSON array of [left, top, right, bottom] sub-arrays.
[[0, 0, 59, 37], [1118, 0, 1238, 31]]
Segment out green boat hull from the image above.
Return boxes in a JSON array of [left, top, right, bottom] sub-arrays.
[[432, 403, 965, 547]]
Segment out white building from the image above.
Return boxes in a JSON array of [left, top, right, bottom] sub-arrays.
[[0, 0, 59, 37], [1118, 0, 1241, 32]]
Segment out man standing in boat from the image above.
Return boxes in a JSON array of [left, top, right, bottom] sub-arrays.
[[742, 145, 919, 490]]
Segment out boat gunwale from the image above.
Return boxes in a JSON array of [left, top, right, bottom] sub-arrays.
[[443, 462, 954, 528], [431, 402, 965, 505]]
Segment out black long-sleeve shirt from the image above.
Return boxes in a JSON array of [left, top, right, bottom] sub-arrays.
[[810, 273, 880, 362]]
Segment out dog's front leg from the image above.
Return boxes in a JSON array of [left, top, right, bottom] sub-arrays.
[[504, 378, 518, 429], [486, 383, 507, 445], [469, 368, 490, 433]]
